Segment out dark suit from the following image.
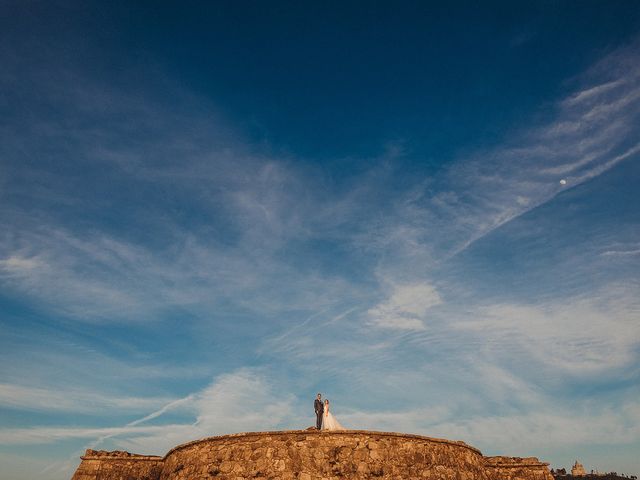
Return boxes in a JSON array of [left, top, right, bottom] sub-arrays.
[[314, 398, 324, 430]]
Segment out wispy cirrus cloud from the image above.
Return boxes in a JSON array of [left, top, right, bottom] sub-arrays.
[[367, 282, 442, 331], [0, 368, 298, 451], [332, 399, 640, 455], [0, 45, 367, 322], [5, 366, 636, 464], [0, 255, 41, 273], [0, 216, 361, 322], [455, 284, 640, 375], [600, 242, 640, 257], [0, 383, 173, 414], [1, 26, 639, 480], [428, 402, 640, 454], [1, 38, 638, 327], [362, 38, 640, 281]]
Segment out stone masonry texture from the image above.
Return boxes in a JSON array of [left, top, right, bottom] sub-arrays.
[[485, 456, 554, 480], [71, 449, 163, 480], [71, 430, 554, 480]]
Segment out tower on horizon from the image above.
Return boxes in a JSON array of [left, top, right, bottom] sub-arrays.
[[572, 461, 587, 476]]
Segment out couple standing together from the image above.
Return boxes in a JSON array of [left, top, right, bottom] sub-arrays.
[[314, 393, 345, 431]]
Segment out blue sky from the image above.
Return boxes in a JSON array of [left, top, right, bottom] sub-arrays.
[[1, 1, 639, 478]]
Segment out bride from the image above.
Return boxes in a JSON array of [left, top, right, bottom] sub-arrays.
[[321, 399, 345, 431]]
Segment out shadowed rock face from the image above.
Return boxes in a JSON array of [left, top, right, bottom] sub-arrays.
[[71, 430, 554, 480]]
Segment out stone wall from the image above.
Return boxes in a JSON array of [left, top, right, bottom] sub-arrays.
[[71, 449, 163, 480], [485, 456, 554, 480], [161, 430, 488, 480], [71, 430, 555, 480]]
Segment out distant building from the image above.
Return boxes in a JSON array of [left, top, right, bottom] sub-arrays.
[[572, 461, 587, 476]]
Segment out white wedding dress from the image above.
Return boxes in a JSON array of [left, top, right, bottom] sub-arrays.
[[321, 404, 345, 431]]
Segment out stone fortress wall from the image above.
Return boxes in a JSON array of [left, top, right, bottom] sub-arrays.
[[72, 450, 163, 480], [485, 456, 555, 480], [161, 431, 488, 480], [71, 430, 554, 480]]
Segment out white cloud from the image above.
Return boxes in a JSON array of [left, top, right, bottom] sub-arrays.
[[0, 424, 174, 445], [0, 383, 174, 414], [7, 396, 636, 457], [562, 78, 625, 107], [0, 368, 299, 455], [601, 243, 640, 257], [0, 219, 361, 321], [4, 400, 638, 480], [0, 30, 639, 480], [193, 369, 295, 432], [1, 37, 638, 328], [0, 53, 371, 324], [0, 255, 42, 273], [111, 369, 299, 454], [428, 402, 640, 455], [367, 282, 442, 331], [357, 39, 640, 282], [465, 361, 546, 406], [318, 399, 640, 458], [603, 249, 640, 256], [456, 286, 640, 375], [339, 405, 451, 433]]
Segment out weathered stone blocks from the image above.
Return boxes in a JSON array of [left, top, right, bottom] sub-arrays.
[[71, 430, 554, 480], [72, 449, 163, 480], [485, 456, 554, 480]]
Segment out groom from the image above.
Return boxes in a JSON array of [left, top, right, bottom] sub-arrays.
[[314, 393, 324, 430]]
